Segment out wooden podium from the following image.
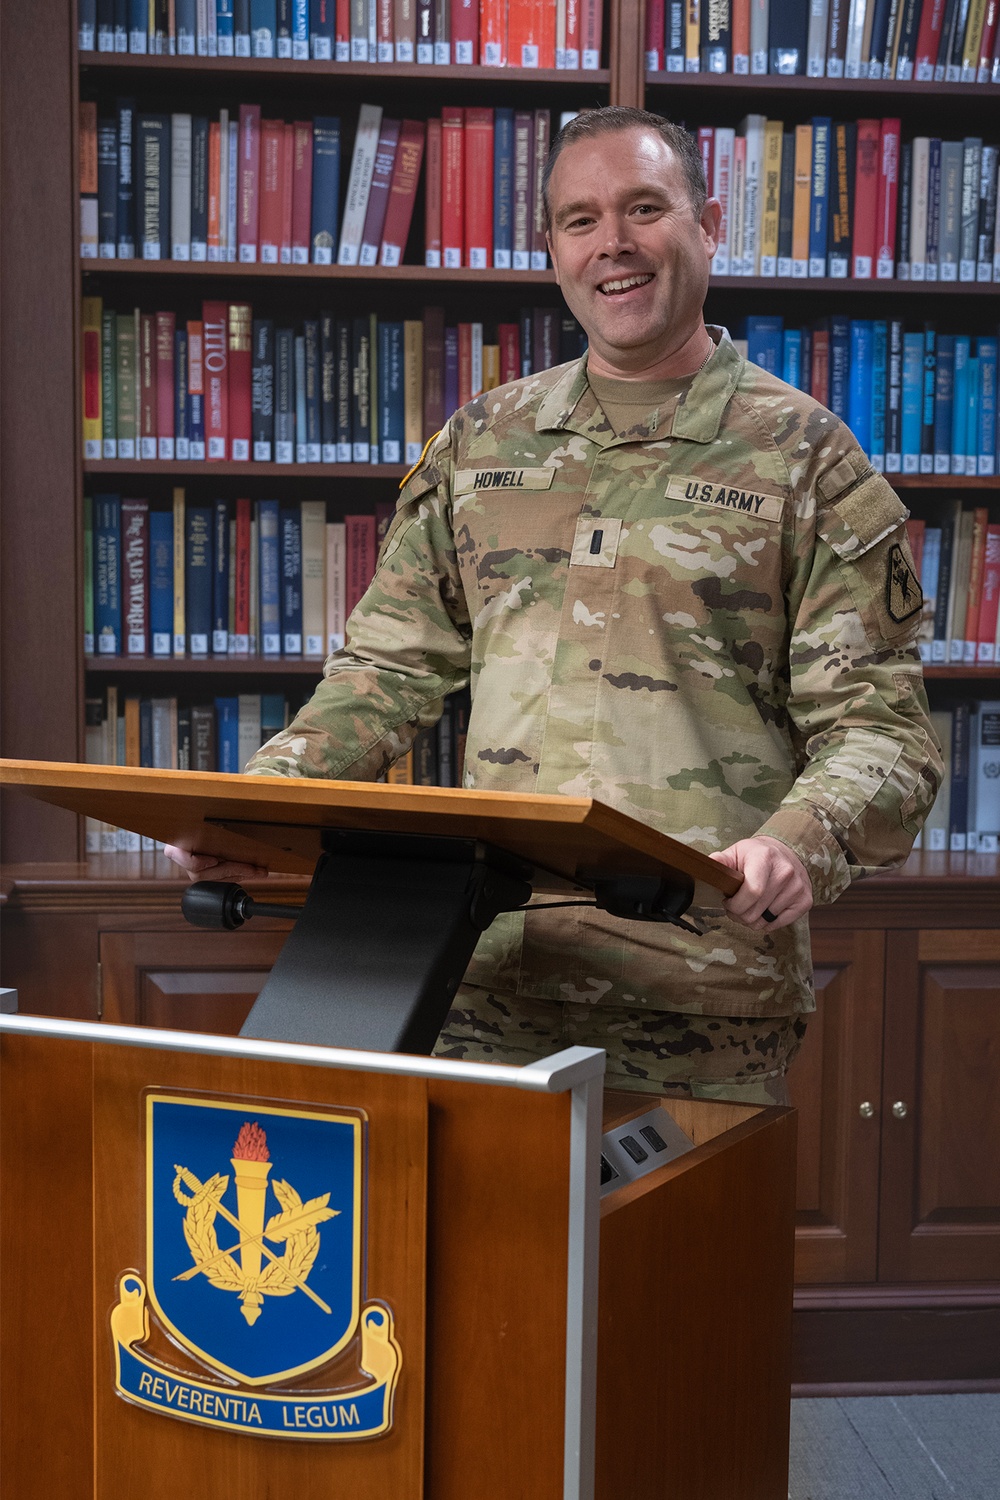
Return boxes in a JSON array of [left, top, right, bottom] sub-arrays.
[[0, 763, 796, 1499]]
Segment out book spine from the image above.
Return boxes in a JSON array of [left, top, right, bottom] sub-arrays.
[[379, 118, 424, 267], [646, 0, 666, 67], [351, 317, 372, 462], [291, 120, 313, 263], [320, 311, 336, 461], [139, 312, 156, 460], [228, 301, 252, 461], [338, 103, 382, 265], [403, 319, 424, 463], [920, 323, 937, 474], [252, 317, 275, 461], [345, 513, 376, 617], [701, 0, 731, 70], [234, 496, 252, 653], [212, 499, 230, 653], [149, 509, 173, 656], [186, 320, 205, 458], [424, 117, 442, 267], [185, 505, 213, 655], [512, 112, 534, 271], [712, 127, 734, 276], [258, 499, 281, 655], [870, 318, 888, 470], [82, 297, 103, 459], [828, 120, 855, 276], [852, 118, 880, 278], [172, 486, 185, 655], [465, 108, 494, 269], [80, 101, 99, 258], [101, 309, 117, 458], [808, 117, 831, 278], [960, 138, 983, 282], [934, 334, 956, 472], [531, 110, 550, 270], [336, 319, 352, 460], [236, 104, 261, 262], [976, 143, 998, 282], [901, 331, 924, 471], [441, 107, 464, 269], [360, 115, 400, 266], [155, 310, 175, 458], [304, 318, 321, 462], [121, 499, 149, 655], [875, 118, 900, 278], [170, 112, 192, 259], [280, 503, 303, 654], [326, 520, 346, 651], [97, 116, 118, 257], [274, 326, 294, 463], [301, 499, 326, 657], [258, 117, 284, 263]]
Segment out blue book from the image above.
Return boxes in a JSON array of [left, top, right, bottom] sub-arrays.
[[94, 494, 122, 655], [215, 698, 240, 773], [965, 358, 980, 473], [319, 312, 336, 461], [829, 317, 850, 420], [190, 116, 209, 256], [310, 117, 341, 264], [174, 328, 189, 458], [933, 335, 955, 474], [303, 319, 321, 461], [781, 329, 802, 388], [870, 320, 887, 470], [952, 337, 971, 473], [291, 0, 309, 58], [917, 528, 941, 664], [251, 0, 277, 55], [444, 325, 459, 418], [149, 511, 173, 657], [235, 0, 252, 55], [253, 318, 275, 461], [808, 118, 832, 277], [114, 0, 128, 53], [97, 116, 118, 256], [185, 505, 213, 656], [920, 325, 936, 473], [746, 315, 783, 375], [294, 334, 308, 462], [80, 0, 96, 49], [258, 499, 281, 656], [493, 108, 514, 269], [275, 326, 295, 463], [115, 98, 136, 256], [212, 501, 230, 655], [176, 0, 196, 53], [901, 334, 924, 472], [379, 321, 404, 463], [280, 504, 303, 655], [261, 693, 286, 742], [977, 338, 997, 476], [187, 334, 205, 460], [216, 0, 235, 57], [310, 0, 334, 58], [848, 320, 873, 458], [128, 0, 147, 51]]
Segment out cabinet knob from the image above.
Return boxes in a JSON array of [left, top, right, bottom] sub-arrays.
[[859, 1101, 875, 1119], [892, 1101, 908, 1119]]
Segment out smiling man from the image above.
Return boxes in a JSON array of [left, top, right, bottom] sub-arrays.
[[168, 108, 940, 1103]]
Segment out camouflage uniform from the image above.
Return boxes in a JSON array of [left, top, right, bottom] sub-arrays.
[[247, 328, 941, 1093]]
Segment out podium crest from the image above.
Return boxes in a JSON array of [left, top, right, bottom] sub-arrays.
[[111, 1093, 401, 1439]]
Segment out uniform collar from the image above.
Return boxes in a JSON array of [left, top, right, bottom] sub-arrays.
[[534, 326, 743, 447]]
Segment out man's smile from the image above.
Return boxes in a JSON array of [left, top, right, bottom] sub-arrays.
[[596, 272, 655, 296]]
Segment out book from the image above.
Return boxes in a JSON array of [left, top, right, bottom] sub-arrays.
[[338, 102, 381, 265], [228, 302, 252, 462], [441, 106, 464, 269], [359, 115, 400, 266], [121, 498, 149, 655], [380, 118, 424, 267], [465, 108, 494, 269], [258, 499, 281, 656], [280, 502, 303, 655], [212, 499, 230, 654], [185, 504, 213, 655], [311, 116, 341, 264], [202, 299, 229, 459]]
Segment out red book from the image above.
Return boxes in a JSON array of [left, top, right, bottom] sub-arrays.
[[732, 0, 750, 67], [645, 0, 665, 68], [207, 121, 222, 260], [811, 324, 830, 407], [534, 0, 556, 65], [280, 122, 294, 263], [378, 0, 394, 58], [874, 118, 900, 279], [441, 107, 464, 269], [228, 303, 252, 462], [121, 500, 149, 657], [375, 499, 395, 547], [258, 118, 284, 264], [394, 0, 417, 60], [234, 496, 252, 654], [565, 0, 580, 66], [977, 525, 1000, 662], [531, 110, 550, 269], [336, 0, 350, 54], [914, 0, 947, 78], [291, 122, 313, 264], [697, 127, 714, 202], [498, 323, 520, 384], [202, 300, 229, 461], [186, 320, 205, 459], [237, 104, 262, 263], [905, 517, 926, 579], [581, 0, 602, 66], [481, 0, 507, 64], [140, 313, 157, 461], [424, 118, 442, 266], [155, 311, 175, 457], [422, 304, 445, 437], [360, 117, 401, 266], [979, 0, 999, 76], [458, 323, 473, 407], [380, 118, 426, 267], [851, 118, 880, 279], [451, 0, 478, 61], [345, 514, 377, 620], [464, 108, 494, 268]]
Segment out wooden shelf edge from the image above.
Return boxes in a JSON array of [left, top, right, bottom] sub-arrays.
[[645, 71, 1000, 98], [84, 656, 324, 674], [81, 259, 559, 283], [706, 276, 1000, 295], [79, 55, 611, 84], [83, 459, 407, 477]]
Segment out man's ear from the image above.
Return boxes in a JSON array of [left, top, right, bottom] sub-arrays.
[[546, 231, 561, 285], [700, 197, 723, 258]]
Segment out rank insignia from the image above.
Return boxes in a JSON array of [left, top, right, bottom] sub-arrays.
[[885, 542, 922, 623], [111, 1094, 401, 1440]]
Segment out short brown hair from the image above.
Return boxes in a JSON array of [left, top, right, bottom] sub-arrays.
[[542, 107, 708, 232]]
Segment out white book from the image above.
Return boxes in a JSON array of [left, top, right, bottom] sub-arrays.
[[326, 521, 347, 653], [170, 114, 192, 260], [972, 703, 1000, 852], [807, 0, 829, 75], [843, 0, 867, 76], [712, 128, 735, 276], [909, 138, 929, 281], [216, 109, 229, 262], [227, 121, 239, 262], [238, 695, 263, 773], [471, 323, 484, 399], [740, 115, 766, 277], [338, 104, 383, 266], [151, 697, 176, 769], [750, 0, 769, 73], [301, 501, 327, 658]]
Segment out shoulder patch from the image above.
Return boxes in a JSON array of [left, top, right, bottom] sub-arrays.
[[399, 430, 441, 491], [885, 542, 922, 623]]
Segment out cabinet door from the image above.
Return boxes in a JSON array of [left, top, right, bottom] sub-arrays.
[[99, 929, 290, 1035], [790, 928, 885, 1284], [879, 929, 1000, 1282]]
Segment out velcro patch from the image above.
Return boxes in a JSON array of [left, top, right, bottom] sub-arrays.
[[885, 542, 922, 622], [570, 515, 622, 568], [665, 477, 784, 523], [454, 467, 555, 492]]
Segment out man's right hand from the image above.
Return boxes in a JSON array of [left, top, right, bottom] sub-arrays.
[[162, 846, 270, 883]]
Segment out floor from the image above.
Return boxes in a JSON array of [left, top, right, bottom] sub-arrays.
[[788, 1395, 1000, 1499]]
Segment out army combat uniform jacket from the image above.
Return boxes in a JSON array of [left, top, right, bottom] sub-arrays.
[[247, 329, 941, 1018]]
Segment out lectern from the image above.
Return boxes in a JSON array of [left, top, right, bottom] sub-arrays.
[[0, 762, 796, 1499]]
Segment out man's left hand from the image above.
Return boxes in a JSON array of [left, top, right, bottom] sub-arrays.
[[708, 836, 813, 932]]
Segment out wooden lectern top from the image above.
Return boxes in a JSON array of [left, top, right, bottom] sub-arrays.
[[0, 759, 739, 896]]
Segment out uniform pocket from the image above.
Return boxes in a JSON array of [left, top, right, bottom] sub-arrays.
[[815, 473, 921, 648]]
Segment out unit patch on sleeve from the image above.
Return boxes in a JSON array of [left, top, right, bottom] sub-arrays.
[[885, 541, 922, 623], [665, 477, 785, 523]]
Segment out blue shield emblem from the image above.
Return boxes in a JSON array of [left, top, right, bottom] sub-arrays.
[[146, 1094, 362, 1387]]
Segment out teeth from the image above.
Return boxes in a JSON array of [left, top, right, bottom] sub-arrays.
[[598, 274, 653, 294]]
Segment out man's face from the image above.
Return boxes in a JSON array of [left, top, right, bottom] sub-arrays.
[[545, 128, 720, 372]]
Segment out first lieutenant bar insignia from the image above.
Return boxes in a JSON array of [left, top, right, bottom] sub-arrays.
[[111, 1093, 401, 1439]]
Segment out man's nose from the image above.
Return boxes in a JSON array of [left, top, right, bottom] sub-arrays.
[[600, 217, 637, 257]]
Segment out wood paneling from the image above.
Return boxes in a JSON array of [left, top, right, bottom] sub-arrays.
[[99, 929, 290, 1030], [0, 910, 100, 1018]]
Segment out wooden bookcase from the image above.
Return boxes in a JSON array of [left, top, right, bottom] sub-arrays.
[[1, 0, 999, 1387]]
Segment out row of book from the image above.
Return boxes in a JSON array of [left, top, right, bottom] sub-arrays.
[[645, 0, 1000, 82], [80, 101, 567, 271], [83, 683, 472, 851], [700, 119, 1000, 283], [87, 492, 393, 661], [910, 509, 1000, 664], [914, 701, 1000, 854], [740, 318, 998, 474], [78, 0, 605, 68], [81, 298, 586, 464]]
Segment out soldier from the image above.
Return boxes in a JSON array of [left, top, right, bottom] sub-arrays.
[[167, 107, 941, 1104]]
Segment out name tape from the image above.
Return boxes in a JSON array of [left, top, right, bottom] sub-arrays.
[[665, 477, 785, 523], [454, 467, 556, 492]]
